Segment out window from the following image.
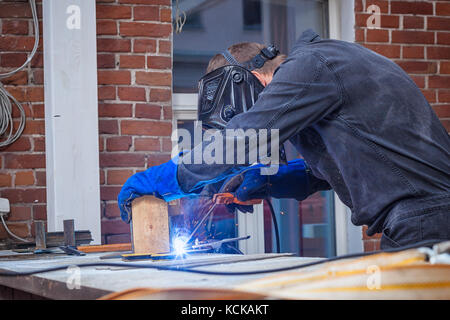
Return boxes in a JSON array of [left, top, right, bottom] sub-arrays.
[[173, 0, 345, 258]]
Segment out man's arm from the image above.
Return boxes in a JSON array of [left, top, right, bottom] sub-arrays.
[[178, 51, 343, 193]]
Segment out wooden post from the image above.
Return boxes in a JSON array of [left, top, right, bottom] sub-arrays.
[[63, 219, 75, 246], [131, 196, 170, 254]]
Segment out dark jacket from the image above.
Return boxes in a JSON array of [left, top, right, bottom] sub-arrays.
[[178, 29, 450, 246]]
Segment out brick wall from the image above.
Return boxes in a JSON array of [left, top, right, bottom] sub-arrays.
[[0, 0, 173, 245], [355, 0, 450, 251]]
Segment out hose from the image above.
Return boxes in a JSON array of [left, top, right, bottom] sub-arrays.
[[0, 0, 39, 148]]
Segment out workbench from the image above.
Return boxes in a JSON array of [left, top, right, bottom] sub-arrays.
[[0, 250, 321, 300]]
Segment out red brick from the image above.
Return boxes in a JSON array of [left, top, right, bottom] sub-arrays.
[[0, 3, 32, 18], [355, 0, 363, 12], [0, 188, 46, 204], [134, 137, 160, 151], [429, 76, 450, 89], [149, 88, 171, 102], [441, 119, 450, 132], [106, 136, 132, 151], [98, 70, 131, 85], [31, 104, 45, 118], [366, 29, 389, 43], [135, 71, 171, 86], [438, 90, 450, 103], [97, 54, 116, 69], [365, 0, 389, 13], [119, 22, 171, 37], [96, 5, 132, 19], [0, 71, 27, 85], [355, 28, 365, 42], [0, 36, 36, 51], [428, 17, 450, 31], [392, 31, 434, 44], [402, 46, 424, 59], [364, 44, 400, 58], [118, 87, 146, 101], [2, 137, 32, 152], [22, 120, 45, 135], [410, 75, 425, 88], [391, 1, 433, 15], [160, 8, 171, 23], [96, 20, 117, 35], [433, 105, 450, 118], [133, 39, 156, 53], [441, 61, 450, 74], [158, 40, 171, 54], [396, 61, 437, 74], [436, 2, 450, 16], [98, 103, 133, 117], [2, 20, 28, 35], [100, 186, 122, 201], [121, 120, 172, 136], [104, 203, 121, 218], [31, 53, 43, 68], [421, 90, 437, 103], [427, 47, 450, 60], [15, 171, 35, 186], [163, 106, 172, 120], [32, 69, 44, 84], [162, 137, 172, 152], [119, 55, 145, 68], [133, 6, 159, 21], [8, 206, 31, 222], [0, 222, 29, 239], [0, 174, 12, 187], [4, 154, 45, 169], [33, 205, 47, 220], [100, 169, 105, 185], [135, 104, 161, 119], [97, 38, 131, 52], [101, 219, 130, 235], [99, 119, 119, 134], [147, 154, 171, 166], [107, 169, 133, 185], [147, 56, 171, 69], [0, 53, 27, 67], [403, 16, 424, 30], [437, 33, 450, 45], [99, 153, 145, 168], [35, 170, 46, 186], [355, 13, 399, 28], [98, 86, 116, 100]]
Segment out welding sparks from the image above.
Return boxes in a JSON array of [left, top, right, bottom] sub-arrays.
[[172, 236, 189, 256]]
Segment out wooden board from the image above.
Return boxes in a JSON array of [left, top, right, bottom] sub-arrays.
[[131, 196, 170, 254], [78, 243, 131, 253]]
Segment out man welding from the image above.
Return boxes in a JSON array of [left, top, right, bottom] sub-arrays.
[[118, 29, 450, 250]]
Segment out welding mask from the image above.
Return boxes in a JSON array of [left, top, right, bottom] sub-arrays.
[[197, 44, 280, 130]]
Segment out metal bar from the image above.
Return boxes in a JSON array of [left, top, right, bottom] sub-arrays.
[[63, 220, 75, 247]]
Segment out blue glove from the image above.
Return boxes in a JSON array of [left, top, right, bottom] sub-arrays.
[[233, 159, 331, 202], [118, 155, 195, 223]]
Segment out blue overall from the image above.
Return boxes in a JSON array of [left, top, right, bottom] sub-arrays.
[[177, 29, 450, 249]]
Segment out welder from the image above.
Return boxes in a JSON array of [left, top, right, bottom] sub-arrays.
[[118, 29, 450, 249]]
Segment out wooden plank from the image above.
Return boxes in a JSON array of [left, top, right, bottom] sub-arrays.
[[131, 196, 170, 254], [78, 243, 131, 253]]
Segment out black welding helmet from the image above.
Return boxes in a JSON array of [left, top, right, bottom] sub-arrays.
[[198, 44, 280, 130]]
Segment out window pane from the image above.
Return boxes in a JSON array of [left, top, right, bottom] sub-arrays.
[[173, 0, 329, 92]]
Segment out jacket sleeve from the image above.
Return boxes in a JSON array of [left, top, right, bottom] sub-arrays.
[[177, 51, 343, 193]]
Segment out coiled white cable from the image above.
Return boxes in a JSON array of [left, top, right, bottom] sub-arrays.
[[1, 215, 30, 243], [0, 0, 39, 147]]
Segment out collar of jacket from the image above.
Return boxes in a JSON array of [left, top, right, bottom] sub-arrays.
[[298, 29, 322, 43]]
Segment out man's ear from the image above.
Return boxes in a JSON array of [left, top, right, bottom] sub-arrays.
[[251, 71, 273, 87]]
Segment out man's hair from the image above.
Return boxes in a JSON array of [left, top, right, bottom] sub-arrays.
[[206, 42, 286, 75]]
